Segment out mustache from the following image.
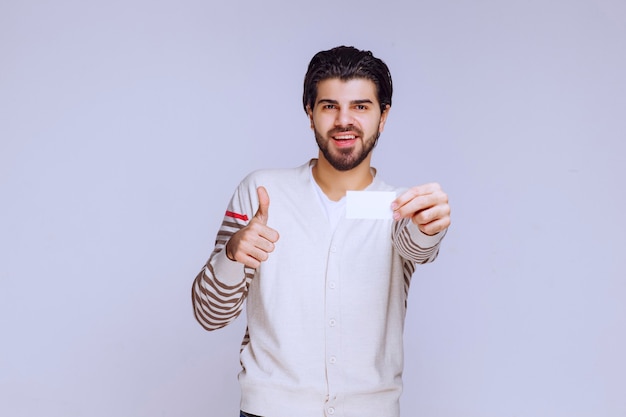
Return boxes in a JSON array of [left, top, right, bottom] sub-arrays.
[[328, 125, 364, 137]]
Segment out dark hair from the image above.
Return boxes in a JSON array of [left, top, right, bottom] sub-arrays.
[[302, 46, 393, 114]]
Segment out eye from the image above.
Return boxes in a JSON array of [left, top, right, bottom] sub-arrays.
[[355, 104, 368, 110], [323, 104, 337, 110]]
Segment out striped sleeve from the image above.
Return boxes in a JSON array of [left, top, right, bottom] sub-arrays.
[[392, 219, 446, 308], [392, 218, 447, 264], [192, 205, 256, 331]]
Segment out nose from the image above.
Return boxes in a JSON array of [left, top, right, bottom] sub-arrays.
[[335, 107, 353, 127]]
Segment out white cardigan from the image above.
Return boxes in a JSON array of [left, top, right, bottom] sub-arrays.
[[192, 160, 445, 417]]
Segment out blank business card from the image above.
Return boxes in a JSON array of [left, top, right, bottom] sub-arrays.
[[346, 191, 396, 219]]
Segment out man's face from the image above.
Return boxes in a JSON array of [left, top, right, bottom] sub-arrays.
[[308, 78, 389, 171]]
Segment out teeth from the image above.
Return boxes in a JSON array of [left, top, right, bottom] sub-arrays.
[[335, 135, 356, 140]]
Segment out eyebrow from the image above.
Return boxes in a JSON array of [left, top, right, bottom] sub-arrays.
[[317, 99, 375, 106]]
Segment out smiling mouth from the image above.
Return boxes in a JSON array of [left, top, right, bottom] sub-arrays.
[[333, 134, 357, 141]]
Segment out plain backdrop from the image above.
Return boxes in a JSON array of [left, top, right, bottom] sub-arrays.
[[1, 0, 625, 416]]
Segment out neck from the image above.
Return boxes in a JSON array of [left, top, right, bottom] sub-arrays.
[[312, 153, 374, 201]]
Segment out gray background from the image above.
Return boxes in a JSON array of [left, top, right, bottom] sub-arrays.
[[1, 0, 625, 416]]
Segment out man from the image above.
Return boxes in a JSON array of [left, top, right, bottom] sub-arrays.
[[192, 46, 451, 417]]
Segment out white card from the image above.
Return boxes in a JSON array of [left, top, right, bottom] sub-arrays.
[[346, 191, 396, 219]]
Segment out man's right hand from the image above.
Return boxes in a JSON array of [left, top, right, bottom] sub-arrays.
[[225, 186, 280, 269]]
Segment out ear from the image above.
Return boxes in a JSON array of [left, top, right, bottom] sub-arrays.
[[306, 105, 314, 130], [378, 105, 391, 133]]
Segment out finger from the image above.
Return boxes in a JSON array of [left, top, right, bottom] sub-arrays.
[[247, 219, 280, 243], [248, 245, 271, 263], [394, 196, 430, 219], [233, 240, 271, 268], [412, 203, 450, 227], [393, 192, 442, 220], [254, 186, 270, 224], [392, 183, 441, 209], [394, 189, 448, 220], [259, 227, 280, 244], [239, 255, 261, 270], [252, 234, 277, 253], [417, 216, 451, 236]]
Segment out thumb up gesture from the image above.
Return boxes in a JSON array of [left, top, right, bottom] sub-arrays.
[[225, 186, 280, 269]]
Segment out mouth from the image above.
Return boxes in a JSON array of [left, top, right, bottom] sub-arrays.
[[333, 133, 356, 140], [332, 135, 358, 148], [330, 129, 361, 147]]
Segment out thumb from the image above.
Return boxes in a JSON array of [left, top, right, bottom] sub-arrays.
[[254, 186, 270, 224]]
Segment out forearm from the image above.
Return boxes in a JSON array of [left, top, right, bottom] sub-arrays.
[[392, 218, 447, 264], [191, 214, 253, 331]]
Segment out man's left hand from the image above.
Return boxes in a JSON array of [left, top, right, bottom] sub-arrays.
[[392, 183, 451, 236]]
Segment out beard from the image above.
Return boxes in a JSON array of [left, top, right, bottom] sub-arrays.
[[314, 125, 381, 171]]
